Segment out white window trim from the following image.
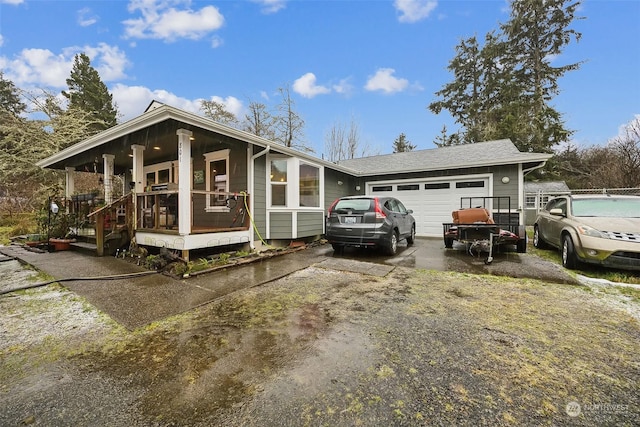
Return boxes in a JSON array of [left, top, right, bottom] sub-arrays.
[[266, 155, 325, 210], [268, 156, 289, 208], [298, 161, 322, 208], [143, 161, 175, 188], [204, 149, 230, 212]]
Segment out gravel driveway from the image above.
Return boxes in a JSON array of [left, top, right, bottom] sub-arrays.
[[1, 249, 638, 426]]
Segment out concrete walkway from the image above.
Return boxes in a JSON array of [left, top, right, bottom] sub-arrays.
[[0, 237, 575, 330], [0, 244, 336, 330]]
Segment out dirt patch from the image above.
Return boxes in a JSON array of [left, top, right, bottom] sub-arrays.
[[1, 264, 638, 426]]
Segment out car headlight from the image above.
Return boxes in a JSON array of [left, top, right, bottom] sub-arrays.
[[576, 225, 608, 239]]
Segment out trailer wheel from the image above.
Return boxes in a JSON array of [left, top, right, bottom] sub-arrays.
[[444, 238, 454, 248], [516, 238, 527, 253]]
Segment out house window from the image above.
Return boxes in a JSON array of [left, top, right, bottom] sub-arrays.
[[397, 184, 419, 191], [143, 161, 175, 189], [525, 196, 536, 209], [204, 149, 230, 211], [270, 159, 287, 207], [425, 183, 450, 190], [372, 185, 393, 192], [540, 195, 550, 209], [456, 180, 485, 188], [299, 163, 319, 207]]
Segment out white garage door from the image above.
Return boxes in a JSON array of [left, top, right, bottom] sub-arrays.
[[367, 177, 491, 237]]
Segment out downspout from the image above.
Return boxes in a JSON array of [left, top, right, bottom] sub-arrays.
[[249, 145, 270, 250]]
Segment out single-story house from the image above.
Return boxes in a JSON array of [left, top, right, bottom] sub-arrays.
[[37, 102, 552, 259], [523, 181, 570, 225]]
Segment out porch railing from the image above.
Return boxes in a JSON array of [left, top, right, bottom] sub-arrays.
[[135, 190, 251, 234]]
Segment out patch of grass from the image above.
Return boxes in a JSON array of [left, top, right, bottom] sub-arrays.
[[527, 237, 640, 285]]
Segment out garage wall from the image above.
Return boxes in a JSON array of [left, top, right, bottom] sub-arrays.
[[324, 168, 363, 212], [362, 165, 521, 237]]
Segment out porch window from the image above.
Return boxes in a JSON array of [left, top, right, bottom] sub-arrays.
[[270, 159, 287, 207], [144, 161, 175, 189], [299, 163, 319, 207], [204, 149, 230, 211]]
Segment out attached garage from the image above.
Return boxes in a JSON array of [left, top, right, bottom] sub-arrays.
[[367, 175, 490, 236], [336, 139, 552, 238]]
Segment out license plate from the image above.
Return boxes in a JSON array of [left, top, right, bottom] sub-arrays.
[[344, 216, 356, 224]]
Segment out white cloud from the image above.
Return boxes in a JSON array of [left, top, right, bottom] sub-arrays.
[[77, 7, 99, 27], [293, 73, 331, 98], [3, 48, 73, 87], [364, 68, 409, 94], [394, 0, 438, 23], [1, 44, 129, 88], [124, 0, 224, 42], [206, 95, 244, 118], [111, 84, 245, 123], [0, 35, 4, 47], [333, 78, 354, 97], [78, 43, 130, 81], [252, 0, 286, 14], [210, 35, 224, 48], [0, 0, 25, 5], [111, 84, 201, 120]]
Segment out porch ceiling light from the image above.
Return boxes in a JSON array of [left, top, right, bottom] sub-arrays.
[[501, 176, 510, 184], [153, 146, 161, 150]]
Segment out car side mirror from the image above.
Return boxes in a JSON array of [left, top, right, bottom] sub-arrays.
[[549, 208, 565, 217], [406, 209, 413, 214]]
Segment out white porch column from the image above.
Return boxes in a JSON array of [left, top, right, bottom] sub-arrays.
[[65, 167, 75, 199], [102, 154, 115, 205], [177, 129, 192, 236], [131, 145, 146, 193], [65, 167, 75, 214]]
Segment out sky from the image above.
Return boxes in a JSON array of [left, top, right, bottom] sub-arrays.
[[0, 0, 639, 157]]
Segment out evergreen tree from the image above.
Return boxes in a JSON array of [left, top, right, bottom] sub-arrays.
[[0, 72, 26, 117], [62, 53, 118, 135], [429, 0, 582, 153], [392, 133, 416, 152], [500, 0, 583, 153]]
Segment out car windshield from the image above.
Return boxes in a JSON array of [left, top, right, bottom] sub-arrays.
[[572, 198, 640, 218], [334, 199, 373, 212]]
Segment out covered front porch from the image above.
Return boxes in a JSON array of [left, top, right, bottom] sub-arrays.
[[133, 189, 252, 259], [39, 104, 263, 260]]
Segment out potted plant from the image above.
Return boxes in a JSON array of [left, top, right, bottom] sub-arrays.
[[37, 199, 76, 251]]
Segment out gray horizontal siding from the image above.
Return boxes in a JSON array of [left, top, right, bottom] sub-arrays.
[[297, 212, 324, 237], [269, 212, 292, 239]]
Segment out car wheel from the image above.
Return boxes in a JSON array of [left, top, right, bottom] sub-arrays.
[[386, 230, 398, 255], [533, 225, 548, 249], [331, 243, 344, 254], [406, 225, 415, 245], [562, 234, 578, 269]]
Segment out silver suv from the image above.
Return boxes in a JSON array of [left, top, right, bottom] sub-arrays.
[[325, 196, 416, 255]]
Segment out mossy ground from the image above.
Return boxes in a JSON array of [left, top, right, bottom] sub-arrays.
[[1, 264, 638, 426]]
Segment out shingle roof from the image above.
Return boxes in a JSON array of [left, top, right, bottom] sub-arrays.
[[336, 139, 552, 175], [524, 181, 570, 193]]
